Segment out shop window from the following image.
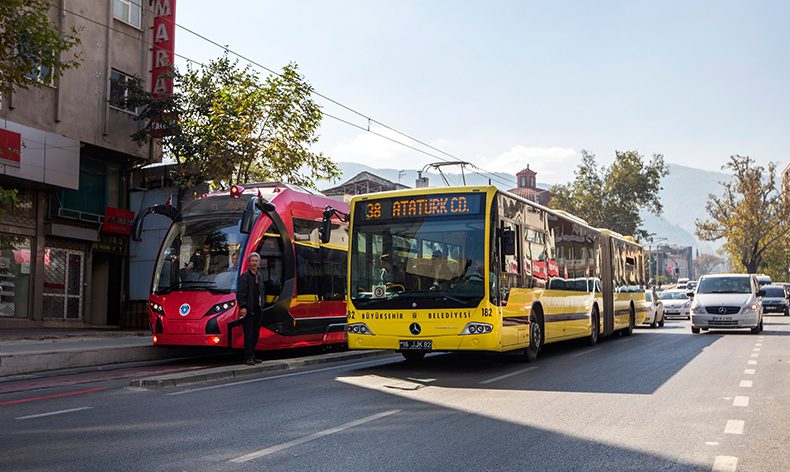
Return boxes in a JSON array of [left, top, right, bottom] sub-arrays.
[[0, 235, 32, 318]]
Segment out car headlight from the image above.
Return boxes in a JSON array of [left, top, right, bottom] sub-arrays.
[[691, 303, 706, 314], [683, 300, 691, 308], [740, 304, 758, 314]]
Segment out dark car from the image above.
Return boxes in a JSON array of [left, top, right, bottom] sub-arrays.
[[761, 284, 789, 316]]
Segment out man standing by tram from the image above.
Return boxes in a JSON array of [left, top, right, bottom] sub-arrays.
[[237, 252, 267, 365]]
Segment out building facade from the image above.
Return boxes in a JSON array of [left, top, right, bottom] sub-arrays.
[[0, 1, 166, 328], [646, 244, 694, 285], [507, 165, 552, 206]]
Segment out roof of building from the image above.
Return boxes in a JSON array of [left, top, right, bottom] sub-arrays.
[[323, 171, 409, 196]]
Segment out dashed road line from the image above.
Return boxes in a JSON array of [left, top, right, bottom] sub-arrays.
[[743, 369, 755, 375], [733, 396, 749, 407], [750, 353, 759, 358], [570, 347, 600, 357], [15, 406, 93, 420], [755, 343, 762, 347], [724, 419, 744, 435], [739, 380, 753, 388], [480, 366, 539, 384], [712, 455, 738, 472], [747, 360, 757, 365], [752, 348, 760, 352], [229, 409, 401, 463]]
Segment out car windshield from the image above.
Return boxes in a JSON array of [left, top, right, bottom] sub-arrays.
[[763, 287, 785, 297], [659, 290, 688, 300], [645, 291, 653, 301], [152, 216, 248, 294], [697, 276, 752, 294], [350, 214, 486, 309]]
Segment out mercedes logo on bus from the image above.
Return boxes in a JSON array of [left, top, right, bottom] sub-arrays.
[[409, 323, 421, 335], [718, 306, 727, 314]]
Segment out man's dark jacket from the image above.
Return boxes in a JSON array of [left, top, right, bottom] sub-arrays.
[[237, 269, 267, 313]]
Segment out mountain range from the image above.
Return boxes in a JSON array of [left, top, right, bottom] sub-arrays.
[[318, 162, 732, 254]]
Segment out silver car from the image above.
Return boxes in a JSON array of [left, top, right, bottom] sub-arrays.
[[761, 284, 789, 316], [690, 274, 764, 334], [658, 289, 691, 319]]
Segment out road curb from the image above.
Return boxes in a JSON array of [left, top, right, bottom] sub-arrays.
[[128, 349, 391, 389]]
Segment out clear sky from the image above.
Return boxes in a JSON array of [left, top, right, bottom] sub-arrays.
[[175, 0, 789, 185]]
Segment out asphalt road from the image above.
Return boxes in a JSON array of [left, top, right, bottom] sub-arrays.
[[2, 316, 789, 472]]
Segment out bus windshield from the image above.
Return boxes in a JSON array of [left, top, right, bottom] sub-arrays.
[[350, 216, 486, 309], [152, 216, 248, 294]]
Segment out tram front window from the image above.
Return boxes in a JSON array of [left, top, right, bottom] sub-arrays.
[[153, 217, 248, 294], [350, 217, 486, 309]]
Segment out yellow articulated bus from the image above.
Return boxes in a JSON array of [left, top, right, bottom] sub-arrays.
[[342, 185, 647, 361]]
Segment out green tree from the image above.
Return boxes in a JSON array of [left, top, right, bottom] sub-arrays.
[[128, 54, 339, 203], [0, 0, 82, 213], [549, 150, 669, 239], [0, 0, 81, 96], [694, 253, 726, 276], [695, 155, 790, 274]]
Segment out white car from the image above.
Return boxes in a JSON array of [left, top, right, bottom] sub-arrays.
[[690, 273, 764, 334], [642, 289, 665, 328], [658, 289, 691, 319]]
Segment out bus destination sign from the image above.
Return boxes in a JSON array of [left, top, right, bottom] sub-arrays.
[[361, 193, 484, 221]]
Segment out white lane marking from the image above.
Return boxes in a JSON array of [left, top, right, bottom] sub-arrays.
[[750, 353, 759, 358], [747, 360, 757, 365], [752, 348, 760, 352], [705, 441, 719, 446], [230, 409, 401, 463], [571, 347, 600, 357], [755, 343, 762, 347], [480, 366, 539, 384], [712, 455, 738, 472], [733, 396, 749, 407], [739, 380, 753, 388], [15, 406, 93, 420], [168, 358, 395, 396], [743, 369, 755, 375], [724, 419, 744, 435]]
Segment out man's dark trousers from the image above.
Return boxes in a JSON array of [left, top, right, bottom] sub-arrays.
[[243, 309, 263, 361]]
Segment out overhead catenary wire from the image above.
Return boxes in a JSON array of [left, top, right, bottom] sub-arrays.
[[51, 1, 517, 188]]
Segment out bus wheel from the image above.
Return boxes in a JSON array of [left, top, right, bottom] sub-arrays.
[[402, 350, 426, 362], [622, 305, 635, 337], [587, 306, 600, 346], [524, 309, 543, 362]]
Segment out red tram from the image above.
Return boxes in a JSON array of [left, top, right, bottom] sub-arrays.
[[132, 182, 349, 351]]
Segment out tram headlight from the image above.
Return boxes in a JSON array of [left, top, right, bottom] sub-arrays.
[[203, 300, 236, 317], [347, 323, 374, 335], [461, 323, 493, 335], [149, 302, 165, 315]]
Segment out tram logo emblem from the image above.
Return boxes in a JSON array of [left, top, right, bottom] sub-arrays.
[[179, 304, 191, 316], [409, 323, 421, 335]]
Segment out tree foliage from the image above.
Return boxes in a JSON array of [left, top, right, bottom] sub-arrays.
[[548, 150, 669, 239], [128, 55, 340, 199], [695, 155, 789, 275], [694, 252, 726, 276], [0, 0, 82, 97], [0, 0, 81, 215]]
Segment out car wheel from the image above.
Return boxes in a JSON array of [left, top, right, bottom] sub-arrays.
[[691, 326, 700, 334], [658, 312, 665, 328], [784, 308, 789, 316], [649, 311, 658, 329]]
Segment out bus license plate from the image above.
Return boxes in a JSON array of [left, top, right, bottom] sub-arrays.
[[400, 340, 432, 351]]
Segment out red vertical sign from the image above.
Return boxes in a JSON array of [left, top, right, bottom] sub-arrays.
[[151, 0, 176, 96]]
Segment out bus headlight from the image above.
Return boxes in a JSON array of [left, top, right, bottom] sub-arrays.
[[347, 323, 374, 335], [461, 323, 493, 335]]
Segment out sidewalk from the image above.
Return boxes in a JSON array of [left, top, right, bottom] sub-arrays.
[[0, 329, 213, 377]]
